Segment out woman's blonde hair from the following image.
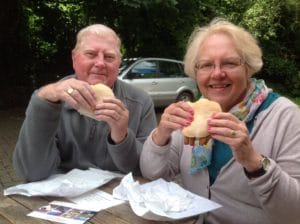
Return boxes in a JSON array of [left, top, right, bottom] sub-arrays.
[[184, 18, 263, 79], [73, 24, 121, 56]]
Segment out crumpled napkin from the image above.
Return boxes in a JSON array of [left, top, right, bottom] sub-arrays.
[[4, 168, 123, 197], [141, 183, 193, 213], [113, 173, 221, 221]]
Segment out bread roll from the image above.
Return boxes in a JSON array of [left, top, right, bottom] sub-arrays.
[[182, 98, 221, 145], [78, 83, 114, 120]]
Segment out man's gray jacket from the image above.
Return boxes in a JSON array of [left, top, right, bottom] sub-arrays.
[[13, 77, 156, 181]]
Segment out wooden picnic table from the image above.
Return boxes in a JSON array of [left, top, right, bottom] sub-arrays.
[[0, 176, 198, 224]]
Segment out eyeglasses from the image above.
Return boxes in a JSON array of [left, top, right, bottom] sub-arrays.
[[195, 57, 244, 75]]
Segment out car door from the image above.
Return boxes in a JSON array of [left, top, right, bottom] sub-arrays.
[[121, 59, 160, 94], [152, 60, 190, 106]]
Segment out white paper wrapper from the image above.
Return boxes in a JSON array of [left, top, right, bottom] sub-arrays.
[[113, 173, 222, 221], [4, 168, 123, 197]]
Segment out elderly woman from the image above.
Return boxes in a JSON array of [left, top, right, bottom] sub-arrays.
[[140, 18, 300, 224]]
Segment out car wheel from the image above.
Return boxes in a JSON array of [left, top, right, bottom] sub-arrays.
[[176, 92, 194, 102]]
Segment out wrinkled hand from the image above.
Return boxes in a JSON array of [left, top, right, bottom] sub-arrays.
[[152, 101, 194, 146], [37, 78, 96, 110], [207, 112, 262, 170], [94, 98, 129, 144]]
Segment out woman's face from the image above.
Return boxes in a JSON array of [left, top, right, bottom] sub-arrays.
[[195, 33, 249, 112], [72, 34, 121, 87]]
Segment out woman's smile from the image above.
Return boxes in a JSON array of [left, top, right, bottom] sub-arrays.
[[209, 83, 231, 89]]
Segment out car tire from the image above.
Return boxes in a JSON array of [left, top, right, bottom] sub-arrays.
[[176, 92, 194, 102]]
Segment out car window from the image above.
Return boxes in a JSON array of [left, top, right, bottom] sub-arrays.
[[128, 60, 159, 79], [119, 59, 137, 74], [159, 61, 186, 78]]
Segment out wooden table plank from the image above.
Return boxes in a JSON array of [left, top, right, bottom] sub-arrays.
[[0, 216, 12, 224], [93, 204, 197, 224], [91, 210, 132, 224], [1, 176, 198, 224], [0, 194, 52, 223]]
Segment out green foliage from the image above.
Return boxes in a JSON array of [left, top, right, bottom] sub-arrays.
[[0, 0, 33, 108], [194, 0, 253, 24], [259, 53, 300, 96], [242, 0, 282, 40], [116, 0, 178, 8], [23, 0, 88, 87], [83, 0, 200, 59], [1, 0, 299, 108], [25, 6, 58, 61], [291, 97, 300, 106]]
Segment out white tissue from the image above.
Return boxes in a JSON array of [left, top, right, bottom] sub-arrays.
[[112, 173, 222, 221]]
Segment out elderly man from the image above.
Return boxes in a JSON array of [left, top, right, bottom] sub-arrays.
[[13, 24, 156, 182]]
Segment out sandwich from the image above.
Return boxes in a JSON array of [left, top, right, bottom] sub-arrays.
[[182, 98, 222, 146], [78, 83, 114, 120]]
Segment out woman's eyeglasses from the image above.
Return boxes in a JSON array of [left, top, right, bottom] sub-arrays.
[[195, 58, 244, 75]]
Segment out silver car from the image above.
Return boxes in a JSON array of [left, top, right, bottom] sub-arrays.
[[118, 57, 199, 107]]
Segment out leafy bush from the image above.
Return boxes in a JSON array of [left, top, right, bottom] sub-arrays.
[[259, 54, 300, 97]]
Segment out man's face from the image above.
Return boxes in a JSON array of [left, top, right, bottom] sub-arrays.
[[72, 34, 121, 87]]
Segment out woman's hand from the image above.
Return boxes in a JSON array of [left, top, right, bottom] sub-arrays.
[[37, 78, 96, 110], [152, 101, 194, 146], [207, 112, 262, 171]]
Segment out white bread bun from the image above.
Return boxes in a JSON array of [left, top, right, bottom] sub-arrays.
[[78, 83, 114, 119], [182, 98, 221, 145]]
